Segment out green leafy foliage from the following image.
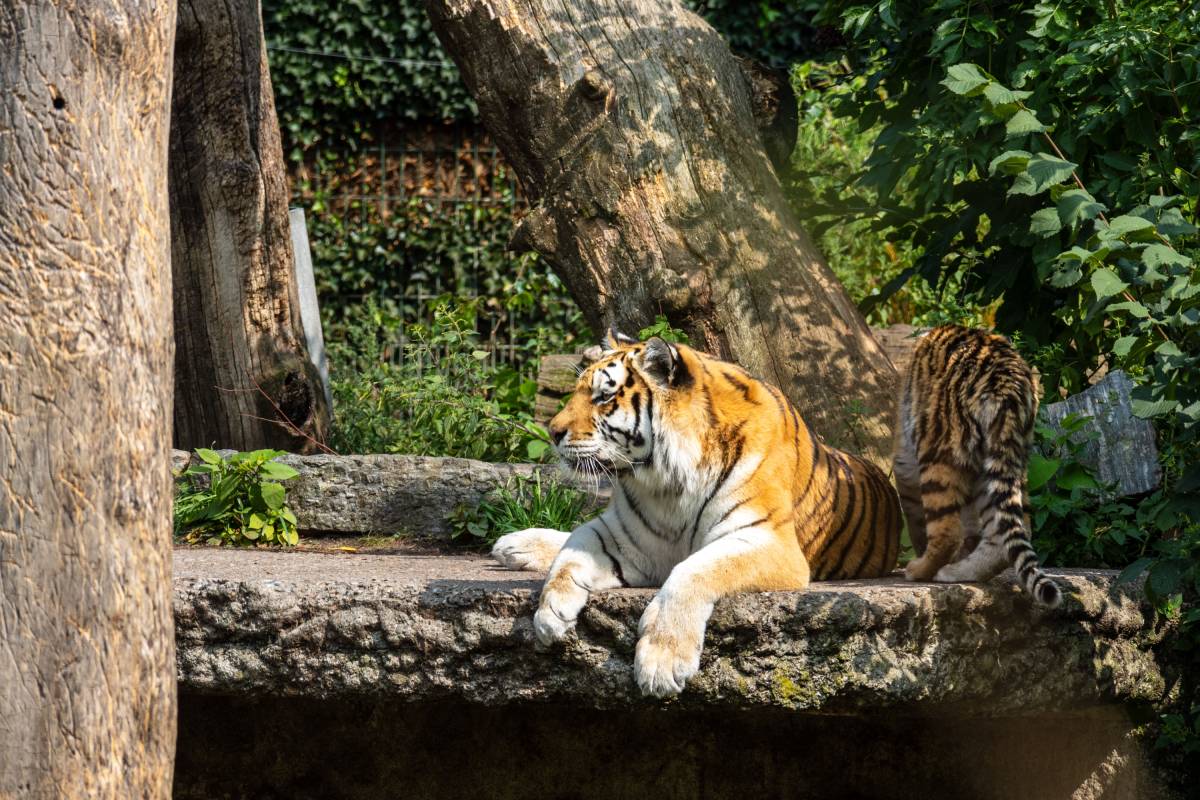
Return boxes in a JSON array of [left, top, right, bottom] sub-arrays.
[[1028, 413, 1148, 568], [637, 315, 691, 344], [264, 0, 476, 160], [174, 449, 301, 547], [327, 297, 555, 461], [784, 61, 997, 327], [449, 473, 597, 547], [823, 1, 1200, 767], [310, 195, 586, 349]]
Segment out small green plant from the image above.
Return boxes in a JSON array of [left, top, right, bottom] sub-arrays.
[[449, 473, 597, 548], [637, 314, 690, 344], [1028, 412, 1144, 567], [174, 448, 301, 547], [327, 297, 553, 460]]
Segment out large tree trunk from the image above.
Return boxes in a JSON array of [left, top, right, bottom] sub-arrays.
[[0, 2, 177, 795], [425, 0, 898, 464], [169, 0, 329, 453]]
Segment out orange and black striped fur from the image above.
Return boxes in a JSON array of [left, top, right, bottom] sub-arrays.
[[492, 331, 901, 697], [894, 325, 1061, 607]]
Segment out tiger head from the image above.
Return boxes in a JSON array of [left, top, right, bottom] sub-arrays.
[[548, 329, 695, 476]]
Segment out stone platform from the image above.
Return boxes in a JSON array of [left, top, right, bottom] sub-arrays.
[[173, 550, 1179, 799]]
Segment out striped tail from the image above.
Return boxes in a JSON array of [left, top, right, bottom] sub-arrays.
[[982, 413, 1062, 608]]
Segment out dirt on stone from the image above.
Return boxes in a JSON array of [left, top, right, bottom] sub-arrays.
[[176, 533, 480, 557]]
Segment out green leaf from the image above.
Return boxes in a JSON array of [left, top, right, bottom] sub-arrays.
[[988, 150, 1030, 176], [260, 482, 286, 510], [281, 507, 298, 524], [1055, 246, 1094, 263], [941, 63, 990, 96], [1107, 300, 1150, 318], [1029, 207, 1061, 237], [1111, 335, 1139, 357], [1007, 171, 1038, 197], [1148, 559, 1185, 598], [471, 350, 490, 361], [1147, 195, 1182, 209], [1025, 154, 1076, 192], [259, 460, 300, 480], [243, 526, 260, 541], [1057, 464, 1099, 491], [1131, 397, 1178, 418], [1027, 453, 1060, 491], [1116, 557, 1153, 585], [1090, 268, 1129, 300], [1056, 189, 1106, 227], [1156, 341, 1183, 358], [981, 84, 1022, 118], [526, 439, 550, 460], [1049, 265, 1082, 288], [249, 513, 266, 529], [1102, 215, 1156, 239], [1142, 244, 1191, 269], [196, 448, 222, 465], [1156, 208, 1198, 236], [1005, 108, 1046, 137]]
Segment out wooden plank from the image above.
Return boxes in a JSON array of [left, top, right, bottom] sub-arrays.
[[289, 207, 332, 412]]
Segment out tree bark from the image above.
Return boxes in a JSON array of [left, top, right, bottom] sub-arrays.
[[0, 2, 177, 795], [169, 0, 329, 453], [424, 0, 898, 464]]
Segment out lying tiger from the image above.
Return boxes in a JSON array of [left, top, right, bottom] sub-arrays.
[[492, 331, 902, 697]]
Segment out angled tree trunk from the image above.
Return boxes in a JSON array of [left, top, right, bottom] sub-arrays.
[[0, 2, 177, 795], [169, 0, 329, 453], [425, 0, 898, 464]]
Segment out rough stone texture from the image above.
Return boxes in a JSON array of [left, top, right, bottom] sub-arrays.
[[174, 550, 1168, 714], [171, 449, 609, 536], [1041, 370, 1161, 498]]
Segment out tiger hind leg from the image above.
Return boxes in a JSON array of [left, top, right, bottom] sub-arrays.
[[903, 462, 970, 582], [893, 435, 927, 557]]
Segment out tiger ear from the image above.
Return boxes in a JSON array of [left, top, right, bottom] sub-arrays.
[[604, 327, 638, 349], [639, 336, 678, 387]]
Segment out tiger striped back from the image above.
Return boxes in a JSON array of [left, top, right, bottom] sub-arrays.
[[802, 445, 902, 580], [894, 325, 1061, 606], [545, 334, 901, 584]]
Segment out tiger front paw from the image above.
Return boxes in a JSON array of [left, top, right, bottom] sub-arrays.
[[633, 595, 704, 699], [491, 527, 570, 572], [533, 602, 576, 645]]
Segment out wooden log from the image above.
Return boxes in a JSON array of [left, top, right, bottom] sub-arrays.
[[0, 2, 177, 792]]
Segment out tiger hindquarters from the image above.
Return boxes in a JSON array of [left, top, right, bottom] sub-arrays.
[[932, 452, 1063, 608]]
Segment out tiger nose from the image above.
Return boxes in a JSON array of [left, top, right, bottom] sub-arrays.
[[548, 422, 567, 445]]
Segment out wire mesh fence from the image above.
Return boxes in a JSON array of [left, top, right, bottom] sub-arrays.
[[292, 122, 585, 375]]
